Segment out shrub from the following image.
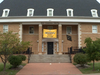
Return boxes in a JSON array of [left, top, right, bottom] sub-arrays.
[[73, 53, 87, 67], [18, 55, 26, 61], [8, 55, 22, 68]]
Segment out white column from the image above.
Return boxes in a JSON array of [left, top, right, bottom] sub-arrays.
[[19, 24, 22, 42], [78, 24, 82, 48]]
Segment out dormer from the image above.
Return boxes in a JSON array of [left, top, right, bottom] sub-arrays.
[[2, 9, 10, 17], [47, 8, 54, 16], [91, 9, 98, 17], [27, 8, 34, 16], [66, 9, 73, 17]]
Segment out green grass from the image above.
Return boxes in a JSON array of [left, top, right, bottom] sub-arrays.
[[0, 63, 26, 75], [79, 62, 100, 74]]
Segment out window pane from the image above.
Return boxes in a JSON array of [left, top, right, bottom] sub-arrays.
[[68, 11, 71, 16], [3, 25, 8, 33], [92, 25, 97, 33], [29, 10, 33, 16], [5, 11, 8, 17], [49, 10, 52, 16], [29, 27, 34, 34], [67, 27, 72, 34]]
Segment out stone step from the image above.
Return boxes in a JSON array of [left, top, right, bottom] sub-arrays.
[[29, 55, 70, 63]]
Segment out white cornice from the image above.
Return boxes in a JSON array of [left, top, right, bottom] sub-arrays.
[[0, 16, 100, 23]]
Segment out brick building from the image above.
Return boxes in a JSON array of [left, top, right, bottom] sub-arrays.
[[0, 0, 100, 55]]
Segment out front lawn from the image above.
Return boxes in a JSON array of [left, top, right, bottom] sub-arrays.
[[0, 63, 26, 75], [79, 62, 100, 74]]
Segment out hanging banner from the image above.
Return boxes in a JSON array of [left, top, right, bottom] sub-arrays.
[[43, 29, 57, 38]]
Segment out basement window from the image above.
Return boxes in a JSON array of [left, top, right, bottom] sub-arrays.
[[29, 27, 34, 34], [27, 8, 34, 16], [47, 8, 54, 16], [66, 9, 73, 17], [92, 25, 97, 33], [3, 25, 8, 33], [91, 9, 98, 17], [2, 9, 10, 17]]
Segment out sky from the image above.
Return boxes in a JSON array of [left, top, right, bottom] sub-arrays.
[[0, 0, 100, 3]]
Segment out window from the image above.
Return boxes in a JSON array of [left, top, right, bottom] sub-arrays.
[[3, 25, 8, 33], [47, 8, 54, 16], [27, 8, 34, 16], [2, 9, 10, 17], [66, 9, 73, 17], [29, 27, 34, 34], [91, 9, 98, 17], [48, 26, 53, 29], [66, 27, 72, 34], [92, 25, 97, 33]]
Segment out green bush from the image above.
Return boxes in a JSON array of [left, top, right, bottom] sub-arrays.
[[8, 55, 22, 68], [73, 53, 87, 67], [18, 55, 26, 61]]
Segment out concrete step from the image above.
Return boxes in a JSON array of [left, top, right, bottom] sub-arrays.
[[29, 55, 70, 63]]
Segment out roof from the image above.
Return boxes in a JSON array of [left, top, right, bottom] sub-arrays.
[[0, 0, 100, 17]]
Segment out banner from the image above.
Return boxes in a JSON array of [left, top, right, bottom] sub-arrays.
[[43, 29, 57, 38]]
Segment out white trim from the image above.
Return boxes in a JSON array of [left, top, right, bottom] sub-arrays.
[[92, 25, 98, 33], [27, 8, 34, 16], [1, 17, 100, 23], [19, 24, 22, 42], [91, 9, 98, 17], [66, 9, 73, 17], [78, 24, 81, 48], [2, 9, 10, 17], [47, 8, 54, 16]]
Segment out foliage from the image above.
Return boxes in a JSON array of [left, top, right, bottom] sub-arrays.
[[74, 53, 87, 67], [84, 37, 100, 70], [79, 63, 100, 74], [8, 55, 22, 68], [0, 31, 31, 71], [18, 55, 26, 61]]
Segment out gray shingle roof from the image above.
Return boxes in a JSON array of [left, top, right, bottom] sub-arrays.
[[0, 0, 100, 17]]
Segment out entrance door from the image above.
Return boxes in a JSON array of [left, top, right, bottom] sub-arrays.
[[47, 42, 53, 54]]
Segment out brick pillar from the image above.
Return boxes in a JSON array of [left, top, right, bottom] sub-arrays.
[[58, 24, 62, 55], [38, 24, 42, 55]]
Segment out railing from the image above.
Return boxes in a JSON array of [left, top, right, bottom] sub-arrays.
[[68, 47, 86, 63]]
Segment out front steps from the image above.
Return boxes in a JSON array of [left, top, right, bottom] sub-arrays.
[[29, 55, 70, 63]]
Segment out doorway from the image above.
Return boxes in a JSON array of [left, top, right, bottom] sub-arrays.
[[47, 42, 53, 54]]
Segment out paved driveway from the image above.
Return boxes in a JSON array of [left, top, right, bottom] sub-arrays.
[[16, 63, 82, 75]]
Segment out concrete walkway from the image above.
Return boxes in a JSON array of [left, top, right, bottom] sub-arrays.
[[16, 63, 82, 75]]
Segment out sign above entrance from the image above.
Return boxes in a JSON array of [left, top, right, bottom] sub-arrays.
[[43, 29, 57, 38]]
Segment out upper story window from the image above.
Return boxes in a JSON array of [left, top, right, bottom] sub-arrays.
[[91, 9, 98, 17], [47, 8, 54, 16], [66, 27, 72, 34], [29, 27, 34, 34], [3, 25, 8, 33], [27, 8, 34, 16], [92, 25, 97, 33], [2, 9, 10, 17], [66, 9, 73, 17], [48, 26, 53, 29]]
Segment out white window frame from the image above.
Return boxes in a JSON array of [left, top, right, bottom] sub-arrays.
[[91, 9, 98, 17], [2, 9, 10, 17], [3, 25, 8, 33], [29, 26, 34, 34], [92, 25, 97, 33], [47, 8, 54, 16], [27, 8, 34, 16], [66, 26, 72, 34], [66, 9, 73, 17]]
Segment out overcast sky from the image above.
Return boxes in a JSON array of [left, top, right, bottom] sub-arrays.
[[0, 0, 100, 3]]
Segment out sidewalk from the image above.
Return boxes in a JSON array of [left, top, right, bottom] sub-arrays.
[[16, 63, 82, 75]]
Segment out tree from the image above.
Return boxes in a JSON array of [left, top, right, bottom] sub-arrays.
[[0, 31, 31, 71], [84, 37, 100, 70]]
